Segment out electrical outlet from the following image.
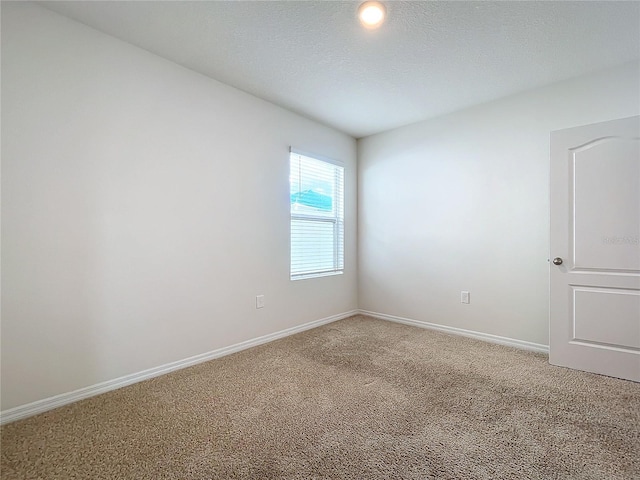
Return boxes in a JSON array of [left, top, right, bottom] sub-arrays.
[[461, 291, 470, 304], [256, 295, 265, 309]]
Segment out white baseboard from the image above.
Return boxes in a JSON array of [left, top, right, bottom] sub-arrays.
[[0, 310, 358, 426], [359, 309, 549, 354], [0, 309, 546, 425]]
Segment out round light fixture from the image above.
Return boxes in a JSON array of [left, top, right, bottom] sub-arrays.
[[358, 1, 386, 29]]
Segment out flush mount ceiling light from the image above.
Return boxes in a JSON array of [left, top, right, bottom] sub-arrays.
[[358, 1, 386, 29]]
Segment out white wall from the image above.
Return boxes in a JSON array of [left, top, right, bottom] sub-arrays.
[[358, 61, 640, 346], [1, 3, 357, 410]]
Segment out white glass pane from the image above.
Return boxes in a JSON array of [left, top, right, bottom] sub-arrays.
[[291, 154, 339, 217], [291, 219, 336, 275]]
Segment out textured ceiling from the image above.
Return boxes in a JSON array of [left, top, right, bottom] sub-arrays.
[[39, 1, 640, 138]]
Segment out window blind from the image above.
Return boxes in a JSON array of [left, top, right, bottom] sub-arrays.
[[290, 151, 344, 280]]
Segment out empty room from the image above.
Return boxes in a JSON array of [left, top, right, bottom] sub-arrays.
[[1, 1, 639, 478]]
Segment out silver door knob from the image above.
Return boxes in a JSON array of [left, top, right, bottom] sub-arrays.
[[552, 257, 563, 265]]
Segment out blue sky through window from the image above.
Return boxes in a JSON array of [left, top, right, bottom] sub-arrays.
[[290, 153, 336, 215]]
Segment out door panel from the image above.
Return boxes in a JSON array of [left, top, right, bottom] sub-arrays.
[[573, 287, 640, 350], [550, 115, 640, 382], [573, 138, 640, 271]]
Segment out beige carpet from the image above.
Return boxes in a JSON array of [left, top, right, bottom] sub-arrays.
[[1, 315, 639, 479]]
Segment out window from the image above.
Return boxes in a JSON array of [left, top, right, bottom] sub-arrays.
[[290, 150, 344, 280]]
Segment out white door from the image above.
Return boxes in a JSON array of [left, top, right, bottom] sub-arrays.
[[550, 115, 640, 382]]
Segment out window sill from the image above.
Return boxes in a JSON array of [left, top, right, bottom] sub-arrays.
[[290, 270, 344, 281]]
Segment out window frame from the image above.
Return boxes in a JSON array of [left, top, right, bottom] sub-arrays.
[[289, 148, 345, 281]]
